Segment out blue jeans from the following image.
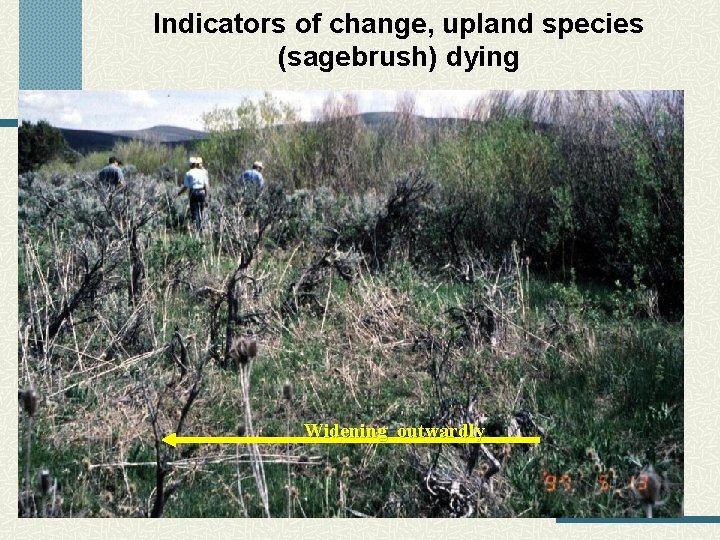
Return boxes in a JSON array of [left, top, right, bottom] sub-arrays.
[[189, 189, 206, 229]]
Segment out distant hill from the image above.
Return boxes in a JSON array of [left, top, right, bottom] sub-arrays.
[[109, 125, 208, 143], [60, 128, 134, 154], [60, 115, 547, 154], [345, 112, 469, 130], [60, 125, 208, 153]]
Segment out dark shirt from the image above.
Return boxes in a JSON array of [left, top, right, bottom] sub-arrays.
[[241, 169, 264, 187], [98, 164, 124, 186]]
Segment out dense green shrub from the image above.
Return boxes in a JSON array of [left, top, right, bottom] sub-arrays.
[[19, 120, 71, 173], [110, 140, 188, 175], [29, 91, 683, 314]]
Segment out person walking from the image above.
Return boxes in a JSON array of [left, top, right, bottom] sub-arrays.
[[97, 156, 125, 187], [178, 156, 210, 229], [240, 161, 265, 188]]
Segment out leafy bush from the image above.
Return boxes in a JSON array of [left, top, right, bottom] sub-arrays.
[[24, 91, 683, 314], [111, 140, 188, 175], [76, 151, 111, 173], [19, 120, 72, 173]]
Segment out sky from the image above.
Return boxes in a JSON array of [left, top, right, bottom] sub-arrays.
[[18, 90, 495, 131]]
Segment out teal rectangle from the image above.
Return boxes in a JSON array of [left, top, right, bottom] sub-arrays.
[[0, 119, 19, 128], [20, 0, 82, 89]]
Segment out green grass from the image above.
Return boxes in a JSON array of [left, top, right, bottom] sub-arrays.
[[18, 195, 683, 518]]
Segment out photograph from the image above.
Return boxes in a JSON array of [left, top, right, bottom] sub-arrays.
[[17, 89, 683, 518]]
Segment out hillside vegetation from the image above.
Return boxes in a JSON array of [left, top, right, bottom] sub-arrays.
[[18, 91, 683, 518]]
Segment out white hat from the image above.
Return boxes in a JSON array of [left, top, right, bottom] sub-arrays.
[[253, 161, 263, 170], [189, 156, 203, 165]]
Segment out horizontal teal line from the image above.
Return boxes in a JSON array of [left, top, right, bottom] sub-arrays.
[[0, 119, 18, 128], [557, 516, 720, 524]]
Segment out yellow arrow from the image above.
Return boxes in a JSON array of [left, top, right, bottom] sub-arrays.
[[162, 432, 540, 448]]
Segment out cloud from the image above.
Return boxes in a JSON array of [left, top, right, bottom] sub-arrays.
[[58, 108, 83, 126], [124, 91, 158, 109], [19, 91, 69, 110], [271, 91, 326, 121], [18, 91, 83, 126]]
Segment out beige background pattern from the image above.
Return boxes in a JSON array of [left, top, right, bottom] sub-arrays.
[[6, 0, 720, 536]]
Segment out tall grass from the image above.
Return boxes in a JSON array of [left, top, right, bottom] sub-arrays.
[[18, 112, 683, 517]]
